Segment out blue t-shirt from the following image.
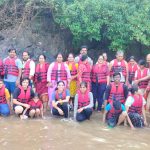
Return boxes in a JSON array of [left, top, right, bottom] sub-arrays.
[[51, 89, 70, 101], [105, 103, 126, 111]]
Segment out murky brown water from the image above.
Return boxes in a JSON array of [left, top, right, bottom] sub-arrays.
[[0, 112, 150, 150]]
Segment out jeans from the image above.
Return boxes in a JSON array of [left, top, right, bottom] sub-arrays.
[[0, 104, 10, 116]]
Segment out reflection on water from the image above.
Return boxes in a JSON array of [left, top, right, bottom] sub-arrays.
[[0, 112, 150, 150]]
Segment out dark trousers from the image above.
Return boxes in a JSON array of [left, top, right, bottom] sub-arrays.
[[92, 82, 106, 111], [76, 108, 92, 122], [52, 102, 68, 118]]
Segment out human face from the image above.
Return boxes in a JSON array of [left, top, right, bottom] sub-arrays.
[[80, 85, 87, 93], [129, 59, 135, 65], [0, 81, 3, 88], [80, 48, 87, 55], [22, 80, 29, 89], [57, 54, 63, 63], [57, 82, 65, 91], [9, 50, 16, 58], [139, 65, 145, 70], [98, 56, 104, 64], [33, 97, 39, 103], [22, 52, 29, 61], [116, 54, 124, 61], [39, 55, 45, 64], [68, 54, 74, 62], [114, 75, 121, 83]]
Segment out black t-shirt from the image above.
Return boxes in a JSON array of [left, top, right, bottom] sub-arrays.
[[13, 87, 35, 100]]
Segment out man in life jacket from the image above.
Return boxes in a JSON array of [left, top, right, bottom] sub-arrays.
[[78, 55, 92, 90], [104, 72, 128, 106], [74, 82, 93, 122], [0, 79, 11, 116], [125, 84, 147, 128], [134, 59, 149, 95], [3, 49, 22, 94], [75, 45, 93, 66], [103, 97, 133, 128], [22, 51, 35, 85], [0, 58, 4, 79], [109, 50, 128, 84], [13, 78, 34, 118]]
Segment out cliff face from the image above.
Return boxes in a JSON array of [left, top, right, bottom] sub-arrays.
[[0, 12, 73, 62]]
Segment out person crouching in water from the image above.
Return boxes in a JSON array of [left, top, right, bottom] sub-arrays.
[[51, 81, 70, 118], [13, 78, 34, 119], [103, 96, 134, 128], [125, 85, 147, 128], [28, 93, 44, 119], [74, 82, 93, 122]]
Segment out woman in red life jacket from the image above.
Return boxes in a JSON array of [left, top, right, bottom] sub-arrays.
[[102, 52, 109, 67], [65, 53, 78, 106], [74, 82, 93, 122], [91, 55, 109, 111], [28, 93, 44, 119], [103, 97, 133, 128], [109, 50, 128, 84], [78, 55, 91, 91], [47, 53, 71, 108], [128, 56, 139, 85], [51, 81, 70, 118], [0, 79, 11, 116], [13, 78, 34, 119], [125, 84, 147, 128], [34, 54, 49, 112], [134, 59, 149, 95]]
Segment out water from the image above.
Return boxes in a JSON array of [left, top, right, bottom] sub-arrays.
[[0, 112, 150, 150]]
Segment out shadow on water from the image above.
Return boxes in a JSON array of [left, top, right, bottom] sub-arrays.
[[0, 112, 150, 150]]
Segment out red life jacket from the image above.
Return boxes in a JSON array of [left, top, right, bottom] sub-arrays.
[[4, 57, 19, 76], [0, 85, 7, 104], [29, 100, 42, 109], [51, 62, 67, 81], [136, 68, 149, 89], [17, 85, 31, 103], [110, 59, 127, 76], [80, 62, 91, 82], [91, 63, 108, 83], [35, 62, 49, 83], [128, 94, 143, 115], [55, 89, 66, 101], [66, 61, 77, 77], [106, 102, 122, 120], [0, 59, 3, 76], [128, 63, 138, 82], [77, 90, 90, 109], [22, 60, 31, 78], [108, 82, 125, 104]]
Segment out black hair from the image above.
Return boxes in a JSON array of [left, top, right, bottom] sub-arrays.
[[55, 80, 65, 91], [129, 56, 135, 61], [81, 54, 88, 61], [113, 72, 121, 78], [68, 53, 74, 57], [38, 54, 46, 60], [21, 77, 30, 85], [80, 81, 88, 88], [8, 48, 16, 53], [34, 92, 39, 98], [81, 45, 88, 50], [22, 51, 30, 57], [56, 52, 64, 59], [138, 59, 146, 66], [129, 84, 138, 94]]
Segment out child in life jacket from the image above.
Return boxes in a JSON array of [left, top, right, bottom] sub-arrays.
[[103, 96, 134, 128], [28, 93, 44, 118], [125, 84, 147, 128]]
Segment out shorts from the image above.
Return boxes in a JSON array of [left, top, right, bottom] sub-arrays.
[[128, 113, 144, 128]]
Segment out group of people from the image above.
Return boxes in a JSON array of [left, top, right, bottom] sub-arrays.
[[0, 46, 150, 129]]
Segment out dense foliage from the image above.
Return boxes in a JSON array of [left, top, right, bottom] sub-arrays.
[[0, 0, 150, 51]]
